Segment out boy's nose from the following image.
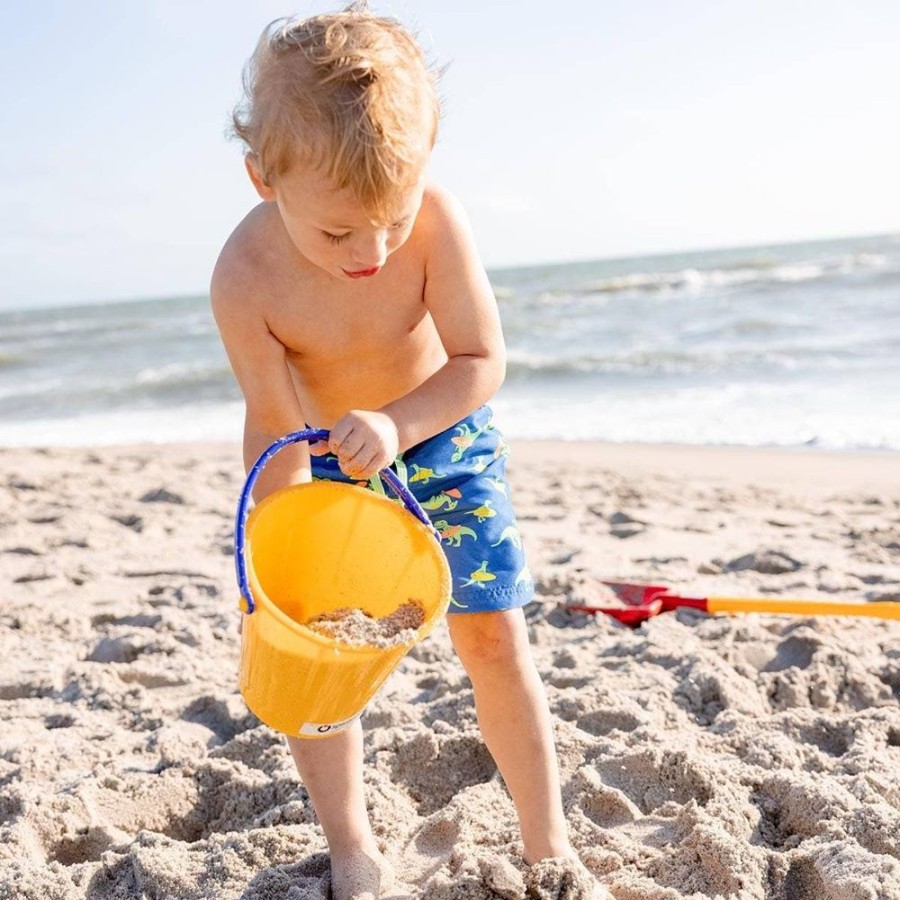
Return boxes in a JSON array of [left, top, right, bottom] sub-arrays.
[[350, 230, 388, 268]]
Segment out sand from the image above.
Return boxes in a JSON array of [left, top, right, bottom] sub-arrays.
[[2, 440, 899, 899], [306, 602, 426, 648]]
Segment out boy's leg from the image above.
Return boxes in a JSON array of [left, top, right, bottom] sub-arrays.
[[287, 722, 391, 899], [447, 608, 572, 863]]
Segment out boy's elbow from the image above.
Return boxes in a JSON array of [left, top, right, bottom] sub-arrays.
[[451, 347, 506, 399], [491, 347, 507, 391], [478, 347, 506, 396]]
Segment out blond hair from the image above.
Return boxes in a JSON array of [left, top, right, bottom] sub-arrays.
[[232, 2, 442, 222]]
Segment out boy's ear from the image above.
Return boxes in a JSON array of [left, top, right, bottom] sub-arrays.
[[245, 154, 276, 201]]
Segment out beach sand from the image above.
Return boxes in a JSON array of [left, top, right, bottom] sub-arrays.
[[2, 440, 899, 899]]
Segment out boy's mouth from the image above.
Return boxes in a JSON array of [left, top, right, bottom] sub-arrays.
[[342, 266, 381, 279]]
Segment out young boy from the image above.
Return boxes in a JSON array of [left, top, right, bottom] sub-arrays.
[[212, 6, 606, 898]]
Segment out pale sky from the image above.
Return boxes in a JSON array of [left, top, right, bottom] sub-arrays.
[[2, 0, 898, 310]]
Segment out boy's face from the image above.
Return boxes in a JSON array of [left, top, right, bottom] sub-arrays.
[[246, 157, 426, 281]]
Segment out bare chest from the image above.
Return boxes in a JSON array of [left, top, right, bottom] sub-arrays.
[[262, 256, 431, 364]]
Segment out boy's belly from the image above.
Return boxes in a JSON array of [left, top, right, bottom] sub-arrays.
[[285, 329, 448, 427]]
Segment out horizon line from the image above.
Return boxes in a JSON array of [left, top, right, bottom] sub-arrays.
[[3, 227, 897, 316]]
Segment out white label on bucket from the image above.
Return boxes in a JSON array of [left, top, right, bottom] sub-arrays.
[[298, 711, 362, 737]]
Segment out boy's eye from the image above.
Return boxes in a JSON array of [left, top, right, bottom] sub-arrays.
[[392, 217, 410, 229], [323, 231, 349, 245]]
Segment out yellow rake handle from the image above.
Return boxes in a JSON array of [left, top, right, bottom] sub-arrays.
[[707, 597, 900, 619]]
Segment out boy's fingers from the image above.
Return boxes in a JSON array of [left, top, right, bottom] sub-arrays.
[[357, 458, 383, 481], [342, 446, 380, 480], [360, 449, 393, 480], [308, 440, 329, 456], [328, 419, 353, 454], [336, 431, 366, 463]]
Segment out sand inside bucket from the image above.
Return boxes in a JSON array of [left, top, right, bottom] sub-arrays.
[[305, 600, 425, 648]]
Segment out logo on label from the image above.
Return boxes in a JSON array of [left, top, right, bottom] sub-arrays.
[[298, 712, 362, 737]]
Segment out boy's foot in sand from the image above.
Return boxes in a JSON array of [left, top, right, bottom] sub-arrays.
[[525, 856, 611, 900], [329, 846, 394, 900]]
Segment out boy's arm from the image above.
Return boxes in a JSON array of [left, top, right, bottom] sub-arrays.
[[379, 185, 507, 450], [210, 259, 311, 504]]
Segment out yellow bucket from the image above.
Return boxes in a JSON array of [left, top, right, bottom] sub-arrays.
[[234, 429, 451, 738]]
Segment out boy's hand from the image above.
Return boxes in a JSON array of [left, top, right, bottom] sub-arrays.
[[312, 409, 399, 480]]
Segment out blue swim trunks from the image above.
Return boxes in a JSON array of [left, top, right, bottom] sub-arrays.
[[309, 405, 534, 613]]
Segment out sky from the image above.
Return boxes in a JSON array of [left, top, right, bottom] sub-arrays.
[[1, 0, 899, 311]]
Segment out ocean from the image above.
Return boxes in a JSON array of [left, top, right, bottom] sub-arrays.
[[2, 232, 898, 451]]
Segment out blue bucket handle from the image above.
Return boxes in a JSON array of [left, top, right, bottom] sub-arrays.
[[235, 428, 438, 615]]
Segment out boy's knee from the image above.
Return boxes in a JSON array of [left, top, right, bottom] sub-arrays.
[[448, 608, 530, 667]]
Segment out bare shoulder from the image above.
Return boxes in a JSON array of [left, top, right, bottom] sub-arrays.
[[418, 183, 470, 236], [210, 203, 279, 313], [417, 182, 484, 271], [209, 204, 305, 433]]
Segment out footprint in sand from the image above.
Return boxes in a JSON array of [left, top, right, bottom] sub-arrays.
[[403, 816, 460, 883], [26, 513, 63, 524], [525, 857, 607, 899], [575, 707, 644, 738], [87, 635, 149, 664], [726, 549, 803, 575], [7, 477, 38, 491], [111, 513, 144, 533], [390, 732, 497, 816], [180, 694, 257, 744], [608, 511, 647, 540], [44, 713, 77, 730], [91, 613, 164, 629], [13, 572, 53, 584], [572, 766, 642, 828], [791, 717, 852, 757], [749, 775, 834, 850], [139, 488, 185, 505], [761, 635, 819, 673], [587, 748, 714, 816]]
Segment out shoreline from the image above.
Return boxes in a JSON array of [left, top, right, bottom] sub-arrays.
[[510, 439, 900, 494], [10, 438, 896, 494]]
